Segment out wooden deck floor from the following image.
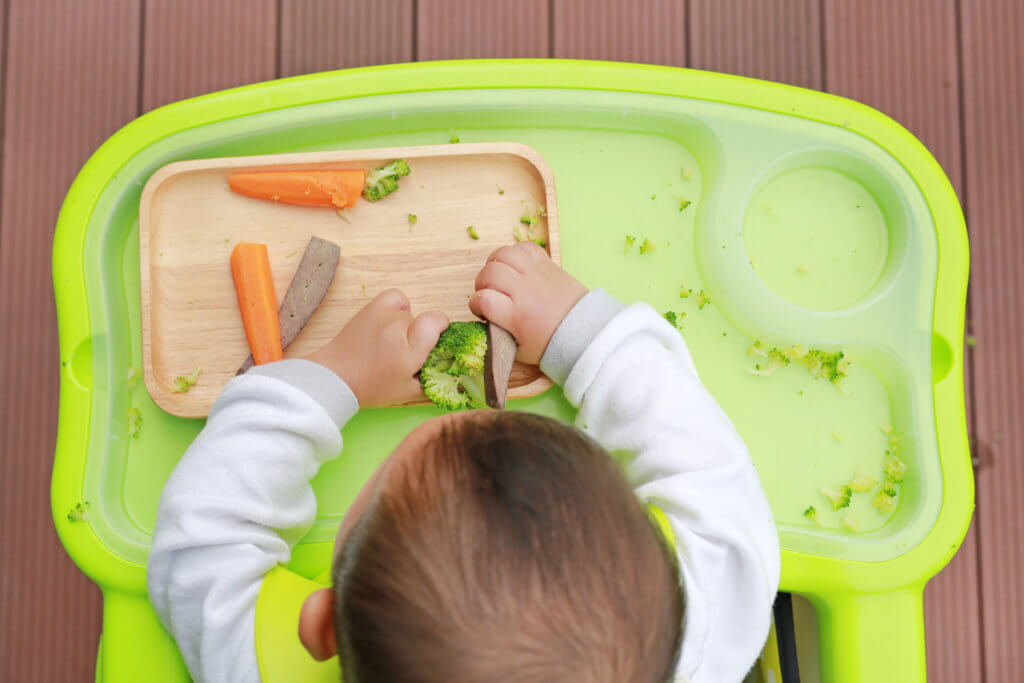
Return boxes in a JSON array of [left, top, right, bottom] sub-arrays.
[[0, 1, 1020, 680]]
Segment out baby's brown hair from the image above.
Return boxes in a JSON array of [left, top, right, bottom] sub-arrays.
[[332, 412, 683, 682]]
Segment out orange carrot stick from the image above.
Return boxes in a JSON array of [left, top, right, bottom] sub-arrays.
[[228, 170, 366, 209], [230, 243, 283, 365]]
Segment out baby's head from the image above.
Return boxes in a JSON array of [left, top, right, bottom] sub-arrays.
[[300, 411, 683, 682]]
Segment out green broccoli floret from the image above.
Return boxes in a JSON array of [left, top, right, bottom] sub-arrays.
[[663, 311, 685, 329], [171, 367, 202, 393], [820, 485, 852, 510], [696, 289, 711, 309], [467, 225, 480, 240], [624, 235, 637, 253], [420, 322, 489, 411], [849, 470, 877, 493], [363, 159, 411, 201], [747, 348, 791, 377], [800, 349, 848, 383], [639, 238, 656, 255], [803, 505, 819, 523], [873, 491, 896, 514], [884, 455, 907, 483], [520, 213, 538, 227], [127, 407, 143, 437], [881, 478, 899, 497]]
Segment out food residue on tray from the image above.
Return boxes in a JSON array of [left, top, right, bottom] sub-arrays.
[[66, 502, 89, 523], [126, 366, 142, 389], [171, 367, 203, 393], [467, 226, 480, 240], [127, 407, 143, 437], [448, 129, 460, 144]]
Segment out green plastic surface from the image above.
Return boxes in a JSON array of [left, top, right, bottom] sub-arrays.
[[52, 60, 971, 683]]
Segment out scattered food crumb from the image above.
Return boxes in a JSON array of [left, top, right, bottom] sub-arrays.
[[362, 284, 367, 297], [286, 251, 297, 258], [336, 208, 352, 223], [682, 167, 693, 181], [408, 213, 417, 229], [803, 506, 818, 523], [842, 515, 860, 532], [127, 407, 143, 437], [497, 185, 504, 195], [449, 129, 460, 144], [624, 235, 637, 253], [651, 194, 657, 200], [467, 226, 480, 240], [966, 335, 977, 347], [639, 238, 656, 255], [678, 198, 691, 211], [663, 311, 685, 329], [797, 264, 810, 274], [696, 289, 711, 310], [126, 366, 142, 389], [66, 502, 89, 523], [880, 423, 894, 434], [832, 432, 846, 441], [680, 286, 692, 299], [171, 367, 202, 393]]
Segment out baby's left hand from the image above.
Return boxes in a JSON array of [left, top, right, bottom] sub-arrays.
[[305, 289, 449, 407]]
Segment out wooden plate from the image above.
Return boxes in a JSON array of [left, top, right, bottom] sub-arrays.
[[139, 143, 559, 417]]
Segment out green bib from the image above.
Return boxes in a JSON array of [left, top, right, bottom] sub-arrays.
[[254, 505, 680, 682]]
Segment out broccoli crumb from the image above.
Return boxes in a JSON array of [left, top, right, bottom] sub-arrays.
[[803, 505, 819, 523], [842, 515, 860, 532], [663, 311, 685, 329], [520, 213, 538, 227], [408, 213, 417, 228], [820, 485, 853, 510], [884, 455, 907, 483], [651, 194, 657, 200], [680, 286, 692, 299], [678, 198, 692, 211], [362, 284, 367, 297], [696, 289, 711, 309], [66, 502, 89, 523], [286, 251, 297, 258], [497, 185, 504, 195], [171, 367, 202, 393], [748, 341, 766, 357], [449, 129, 460, 143], [639, 239, 656, 255], [126, 366, 142, 389], [336, 208, 352, 223], [624, 235, 637, 253], [880, 423, 895, 434], [127, 407, 142, 437], [849, 470, 878, 493], [467, 226, 480, 240], [682, 167, 693, 181], [873, 491, 896, 514]]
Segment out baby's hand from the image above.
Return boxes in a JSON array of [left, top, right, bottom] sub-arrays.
[[305, 289, 449, 407], [470, 242, 587, 365]]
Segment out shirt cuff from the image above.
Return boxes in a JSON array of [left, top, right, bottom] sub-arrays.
[[540, 289, 627, 386], [247, 359, 359, 428]]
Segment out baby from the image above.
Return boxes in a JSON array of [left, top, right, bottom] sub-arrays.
[[148, 242, 780, 682]]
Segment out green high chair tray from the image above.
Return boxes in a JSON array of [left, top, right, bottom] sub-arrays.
[[52, 60, 971, 683]]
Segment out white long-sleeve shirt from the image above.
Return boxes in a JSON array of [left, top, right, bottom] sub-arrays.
[[147, 289, 780, 683]]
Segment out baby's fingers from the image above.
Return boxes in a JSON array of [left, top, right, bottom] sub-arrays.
[[407, 310, 450, 361], [469, 289, 516, 332], [474, 261, 520, 297]]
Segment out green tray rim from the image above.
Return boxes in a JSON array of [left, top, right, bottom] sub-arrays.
[[51, 59, 971, 673]]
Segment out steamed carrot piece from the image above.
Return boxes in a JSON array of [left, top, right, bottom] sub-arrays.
[[230, 243, 283, 365], [228, 170, 366, 209]]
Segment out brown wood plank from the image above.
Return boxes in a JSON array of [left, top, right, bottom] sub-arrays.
[[961, 0, 1024, 679], [416, 0, 549, 60], [279, 0, 414, 77], [823, 2, 981, 680], [689, 0, 822, 89], [141, 0, 277, 112], [0, 1, 141, 680], [552, 0, 686, 65]]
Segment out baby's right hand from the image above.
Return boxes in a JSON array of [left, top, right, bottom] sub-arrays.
[[470, 242, 588, 365], [305, 289, 449, 407]]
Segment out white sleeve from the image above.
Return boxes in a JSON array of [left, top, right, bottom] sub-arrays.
[[146, 359, 359, 683], [541, 290, 781, 683]]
